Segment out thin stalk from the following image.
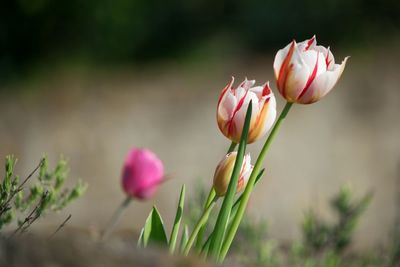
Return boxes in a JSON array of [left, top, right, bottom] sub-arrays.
[[183, 196, 218, 255], [101, 196, 132, 241], [218, 102, 293, 262], [227, 142, 237, 154]]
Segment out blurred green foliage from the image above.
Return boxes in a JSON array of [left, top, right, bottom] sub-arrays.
[[1, 0, 399, 78], [186, 183, 398, 266], [302, 186, 372, 253], [0, 155, 87, 235]]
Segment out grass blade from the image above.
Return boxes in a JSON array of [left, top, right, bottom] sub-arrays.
[[169, 184, 185, 253]]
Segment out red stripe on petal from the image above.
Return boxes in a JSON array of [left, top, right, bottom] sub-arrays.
[[218, 77, 234, 106], [305, 35, 316, 51], [278, 41, 296, 98], [297, 52, 319, 100], [228, 90, 249, 136], [325, 47, 332, 68], [262, 82, 271, 96]]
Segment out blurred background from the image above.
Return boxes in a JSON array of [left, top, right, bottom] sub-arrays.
[[1, 0, 400, 251]]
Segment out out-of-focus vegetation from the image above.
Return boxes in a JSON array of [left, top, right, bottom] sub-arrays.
[[0, 155, 87, 235], [186, 184, 399, 267], [1, 0, 399, 80]]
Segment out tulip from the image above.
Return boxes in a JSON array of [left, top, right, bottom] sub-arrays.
[[213, 152, 253, 197], [102, 148, 164, 240], [273, 35, 349, 104], [122, 148, 164, 200], [217, 77, 277, 144]]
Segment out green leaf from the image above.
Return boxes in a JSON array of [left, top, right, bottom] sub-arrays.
[[142, 206, 168, 247], [201, 168, 265, 254], [137, 228, 144, 247], [231, 168, 265, 218], [179, 224, 189, 253], [169, 184, 185, 253], [208, 101, 253, 259]]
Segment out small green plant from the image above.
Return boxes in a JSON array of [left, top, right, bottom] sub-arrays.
[[0, 155, 87, 235], [302, 186, 372, 254], [184, 183, 390, 267]]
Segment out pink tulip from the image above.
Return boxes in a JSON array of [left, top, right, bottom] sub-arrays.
[[121, 148, 164, 200], [273, 36, 349, 104], [213, 152, 253, 197], [217, 77, 277, 144]]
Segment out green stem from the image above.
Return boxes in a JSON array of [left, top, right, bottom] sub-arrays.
[[195, 141, 236, 252], [183, 196, 218, 255], [227, 142, 237, 153], [218, 102, 293, 262], [101, 196, 132, 241]]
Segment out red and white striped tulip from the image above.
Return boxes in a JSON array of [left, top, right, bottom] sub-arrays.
[[273, 36, 349, 104], [217, 77, 277, 144], [213, 152, 253, 197]]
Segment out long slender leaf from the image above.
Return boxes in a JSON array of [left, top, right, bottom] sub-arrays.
[[183, 197, 217, 255], [137, 228, 144, 247], [208, 101, 253, 259], [169, 184, 185, 253], [201, 168, 265, 254], [179, 224, 189, 253], [195, 142, 236, 252], [142, 206, 168, 247], [218, 102, 294, 262]]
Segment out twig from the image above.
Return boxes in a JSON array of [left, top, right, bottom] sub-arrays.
[[10, 191, 48, 237], [101, 196, 132, 241], [0, 158, 45, 215], [49, 214, 72, 238]]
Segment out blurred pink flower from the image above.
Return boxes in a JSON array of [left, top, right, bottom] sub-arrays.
[[121, 148, 164, 200], [273, 35, 348, 104], [217, 77, 276, 144]]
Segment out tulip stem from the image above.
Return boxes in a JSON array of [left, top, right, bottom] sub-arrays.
[[218, 102, 293, 262], [101, 196, 132, 241], [227, 142, 237, 153], [183, 196, 218, 255]]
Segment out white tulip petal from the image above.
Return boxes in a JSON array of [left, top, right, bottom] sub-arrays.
[[218, 91, 237, 120], [273, 42, 293, 79], [258, 95, 277, 138], [282, 45, 311, 101], [315, 45, 335, 70], [298, 35, 316, 51], [233, 91, 260, 132], [249, 86, 264, 98], [298, 57, 349, 104]]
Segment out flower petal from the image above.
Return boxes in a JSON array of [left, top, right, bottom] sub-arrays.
[[297, 57, 349, 104]]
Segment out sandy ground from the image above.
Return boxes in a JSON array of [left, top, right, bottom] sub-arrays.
[[0, 43, 399, 250]]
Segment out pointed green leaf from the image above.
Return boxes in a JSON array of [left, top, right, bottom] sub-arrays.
[[201, 168, 265, 255], [179, 224, 189, 253], [169, 184, 185, 253], [208, 101, 253, 259], [142, 206, 168, 247], [137, 228, 144, 247]]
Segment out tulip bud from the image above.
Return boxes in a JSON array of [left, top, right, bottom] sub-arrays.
[[273, 35, 349, 104], [217, 77, 277, 144], [121, 148, 164, 200], [213, 152, 253, 197]]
